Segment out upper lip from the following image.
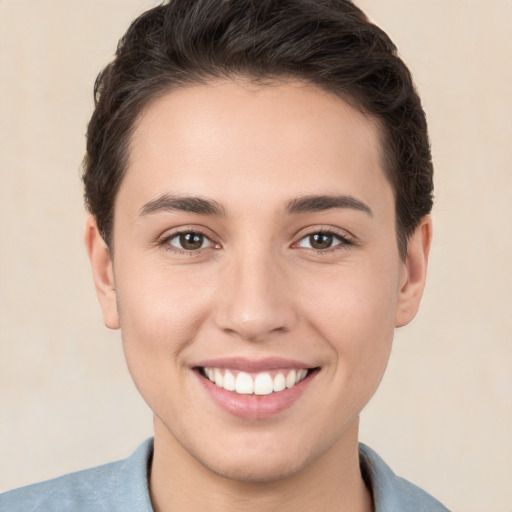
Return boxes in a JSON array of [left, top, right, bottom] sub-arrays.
[[194, 357, 315, 372]]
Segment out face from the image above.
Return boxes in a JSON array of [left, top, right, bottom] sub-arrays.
[[86, 80, 430, 483]]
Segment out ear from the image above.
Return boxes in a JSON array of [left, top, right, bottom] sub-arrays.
[[395, 215, 432, 328], [84, 215, 120, 330]]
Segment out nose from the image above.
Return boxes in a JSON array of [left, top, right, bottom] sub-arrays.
[[213, 249, 298, 342]]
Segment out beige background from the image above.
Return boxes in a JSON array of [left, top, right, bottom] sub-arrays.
[[1, 1, 510, 510]]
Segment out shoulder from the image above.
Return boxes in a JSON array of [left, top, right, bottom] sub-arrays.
[[359, 443, 451, 512], [1, 461, 120, 512], [0, 438, 154, 512]]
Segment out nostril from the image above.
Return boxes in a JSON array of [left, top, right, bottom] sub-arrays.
[[215, 306, 297, 342]]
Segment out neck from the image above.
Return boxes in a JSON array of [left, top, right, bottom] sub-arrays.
[[149, 417, 373, 512]]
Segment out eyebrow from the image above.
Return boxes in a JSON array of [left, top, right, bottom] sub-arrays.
[[284, 194, 373, 216], [139, 194, 226, 217], [139, 193, 372, 218]]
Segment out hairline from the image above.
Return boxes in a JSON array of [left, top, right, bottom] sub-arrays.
[[102, 75, 406, 260]]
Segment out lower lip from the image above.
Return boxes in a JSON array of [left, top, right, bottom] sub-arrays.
[[196, 370, 316, 419]]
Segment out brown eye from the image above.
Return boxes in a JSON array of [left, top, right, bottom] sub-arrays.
[[167, 231, 214, 251], [297, 231, 350, 251], [180, 233, 204, 250], [309, 233, 334, 250]]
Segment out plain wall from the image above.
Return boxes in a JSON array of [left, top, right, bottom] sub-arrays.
[[1, 1, 510, 510]]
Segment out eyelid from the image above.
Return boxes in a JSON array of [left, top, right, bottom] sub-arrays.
[[158, 226, 221, 253], [292, 226, 356, 251], [156, 224, 355, 254]]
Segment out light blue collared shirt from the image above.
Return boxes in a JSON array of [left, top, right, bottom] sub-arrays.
[[0, 438, 450, 511]]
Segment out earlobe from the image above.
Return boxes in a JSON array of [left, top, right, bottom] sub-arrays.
[[84, 215, 120, 330], [395, 216, 432, 328]]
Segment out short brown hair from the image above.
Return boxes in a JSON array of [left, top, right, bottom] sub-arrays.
[[83, 0, 433, 257]]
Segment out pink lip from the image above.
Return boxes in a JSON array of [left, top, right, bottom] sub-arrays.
[[195, 356, 313, 372], [194, 358, 319, 420]]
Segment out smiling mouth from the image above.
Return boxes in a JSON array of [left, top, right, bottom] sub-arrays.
[[198, 367, 316, 395]]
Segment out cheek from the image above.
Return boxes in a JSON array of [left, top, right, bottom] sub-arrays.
[[114, 262, 213, 387], [117, 258, 210, 333], [303, 261, 398, 331], [300, 263, 399, 382]]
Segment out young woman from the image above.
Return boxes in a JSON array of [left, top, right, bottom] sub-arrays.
[[2, 1, 449, 510]]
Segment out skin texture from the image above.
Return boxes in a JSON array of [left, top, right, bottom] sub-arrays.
[[85, 80, 431, 512]]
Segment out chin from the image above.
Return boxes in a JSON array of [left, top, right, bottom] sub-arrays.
[[199, 451, 308, 484]]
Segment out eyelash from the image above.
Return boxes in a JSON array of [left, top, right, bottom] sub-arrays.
[[158, 228, 355, 255], [293, 229, 355, 254], [158, 229, 219, 255]]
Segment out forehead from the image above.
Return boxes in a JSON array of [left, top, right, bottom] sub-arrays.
[[120, 79, 391, 215]]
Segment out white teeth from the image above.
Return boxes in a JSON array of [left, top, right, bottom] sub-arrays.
[[203, 367, 309, 395], [254, 373, 273, 395], [223, 370, 236, 391], [285, 369, 297, 388], [214, 368, 223, 387], [273, 373, 286, 392], [235, 372, 254, 394]]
